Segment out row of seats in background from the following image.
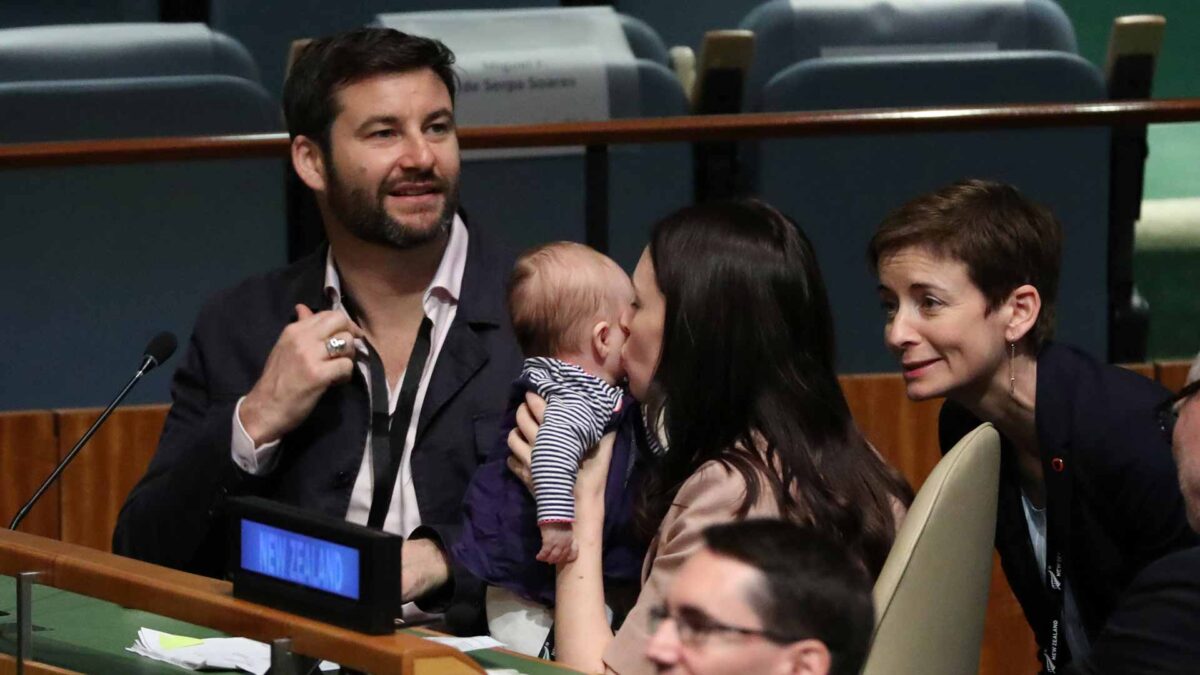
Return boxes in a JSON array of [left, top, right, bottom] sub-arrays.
[[0, 0, 1160, 410]]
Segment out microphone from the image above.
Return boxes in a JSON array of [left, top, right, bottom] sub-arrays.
[[8, 332, 178, 531], [141, 331, 178, 373]]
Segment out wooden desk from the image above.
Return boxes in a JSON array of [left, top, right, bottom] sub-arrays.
[[0, 529, 574, 674]]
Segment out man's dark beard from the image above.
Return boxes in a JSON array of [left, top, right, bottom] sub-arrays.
[[326, 163, 458, 250]]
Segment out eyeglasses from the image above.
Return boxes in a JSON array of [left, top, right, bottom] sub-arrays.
[[647, 603, 796, 646], [1156, 379, 1200, 443]]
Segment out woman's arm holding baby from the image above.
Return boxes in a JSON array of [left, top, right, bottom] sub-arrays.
[[552, 433, 613, 671], [509, 394, 616, 673]]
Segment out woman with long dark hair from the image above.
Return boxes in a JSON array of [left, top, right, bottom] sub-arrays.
[[510, 199, 912, 674]]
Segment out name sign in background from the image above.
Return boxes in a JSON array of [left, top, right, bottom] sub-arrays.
[[241, 519, 360, 600], [455, 46, 609, 159], [377, 7, 638, 159]]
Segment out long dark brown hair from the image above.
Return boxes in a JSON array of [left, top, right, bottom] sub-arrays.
[[636, 200, 913, 578]]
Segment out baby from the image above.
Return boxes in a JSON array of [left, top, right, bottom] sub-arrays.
[[507, 241, 632, 563], [452, 242, 645, 655]]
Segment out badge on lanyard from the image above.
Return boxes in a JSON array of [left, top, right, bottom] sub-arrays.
[[1042, 452, 1071, 672]]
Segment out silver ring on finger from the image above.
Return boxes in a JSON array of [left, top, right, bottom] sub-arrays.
[[325, 336, 348, 358]]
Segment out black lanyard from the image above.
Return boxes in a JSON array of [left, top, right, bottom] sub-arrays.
[[1041, 453, 1072, 672], [362, 317, 433, 530]]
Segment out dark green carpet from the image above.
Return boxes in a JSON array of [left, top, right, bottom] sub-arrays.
[[1135, 246, 1200, 359]]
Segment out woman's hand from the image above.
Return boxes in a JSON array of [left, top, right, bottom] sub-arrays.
[[506, 392, 546, 493]]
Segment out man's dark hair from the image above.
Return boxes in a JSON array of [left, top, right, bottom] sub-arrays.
[[703, 519, 875, 675], [867, 179, 1063, 350], [282, 27, 457, 151]]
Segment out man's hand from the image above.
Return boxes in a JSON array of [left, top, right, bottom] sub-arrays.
[[239, 304, 363, 446], [401, 537, 451, 603], [537, 522, 578, 564]]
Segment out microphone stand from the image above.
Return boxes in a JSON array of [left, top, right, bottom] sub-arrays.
[[8, 355, 159, 531]]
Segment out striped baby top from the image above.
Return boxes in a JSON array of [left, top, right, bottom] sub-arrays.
[[523, 356, 624, 524]]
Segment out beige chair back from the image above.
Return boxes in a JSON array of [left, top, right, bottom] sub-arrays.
[[861, 422, 1001, 675]]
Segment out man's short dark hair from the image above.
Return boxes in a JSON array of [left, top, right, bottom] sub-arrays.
[[703, 519, 875, 675], [867, 179, 1063, 350], [282, 27, 457, 151]]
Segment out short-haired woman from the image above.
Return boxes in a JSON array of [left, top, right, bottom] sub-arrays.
[[869, 179, 1196, 672]]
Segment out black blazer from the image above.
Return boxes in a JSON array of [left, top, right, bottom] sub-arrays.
[[940, 342, 1196, 668], [113, 224, 523, 634], [1068, 546, 1200, 675]]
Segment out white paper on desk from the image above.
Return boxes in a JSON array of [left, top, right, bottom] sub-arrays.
[[128, 627, 338, 674], [426, 635, 507, 652]]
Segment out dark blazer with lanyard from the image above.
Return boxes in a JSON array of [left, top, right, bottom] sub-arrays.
[[939, 342, 1196, 673], [113, 222, 524, 634]]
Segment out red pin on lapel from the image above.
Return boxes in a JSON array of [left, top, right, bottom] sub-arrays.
[[1051, 457, 1065, 472]]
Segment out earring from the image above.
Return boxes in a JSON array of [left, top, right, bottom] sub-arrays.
[[1008, 342, 1016, 396]]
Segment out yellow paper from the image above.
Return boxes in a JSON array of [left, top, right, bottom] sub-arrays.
[[157, 633, 204, 651]]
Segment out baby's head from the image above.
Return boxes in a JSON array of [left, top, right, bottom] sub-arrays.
[[508, 242, 634, 384]]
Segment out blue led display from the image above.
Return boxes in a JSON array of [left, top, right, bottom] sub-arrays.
[[241, 519, 361, 600]]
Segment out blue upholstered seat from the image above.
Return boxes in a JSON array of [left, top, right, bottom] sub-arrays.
[[616, 0, 763, 52], [0, 22, 278, 143], [0, 1, 156, 30], [0, 23, 286, 410], [0, 75, 278, 142], [739, 1, 1109, 372], [742, 0, 1078, 111], [0, 22, 261, 83], [617, 14, 672, 66]]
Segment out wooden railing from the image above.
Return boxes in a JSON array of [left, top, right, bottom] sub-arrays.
[[3, 97, 1198, 254], [3, 99, 1200, 169]]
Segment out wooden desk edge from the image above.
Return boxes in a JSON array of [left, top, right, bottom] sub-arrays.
[[0, 529, 483, 674], [0, 654, 77, 675]]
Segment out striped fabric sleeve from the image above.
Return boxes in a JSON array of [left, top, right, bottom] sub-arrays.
[[523, 357, 623, 525]]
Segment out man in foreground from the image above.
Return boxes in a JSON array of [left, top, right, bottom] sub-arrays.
[[645, 519, 874, 675], [113, 28, 522, 633]]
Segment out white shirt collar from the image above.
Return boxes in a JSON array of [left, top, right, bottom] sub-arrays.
[[323, 214, 469, 316]]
